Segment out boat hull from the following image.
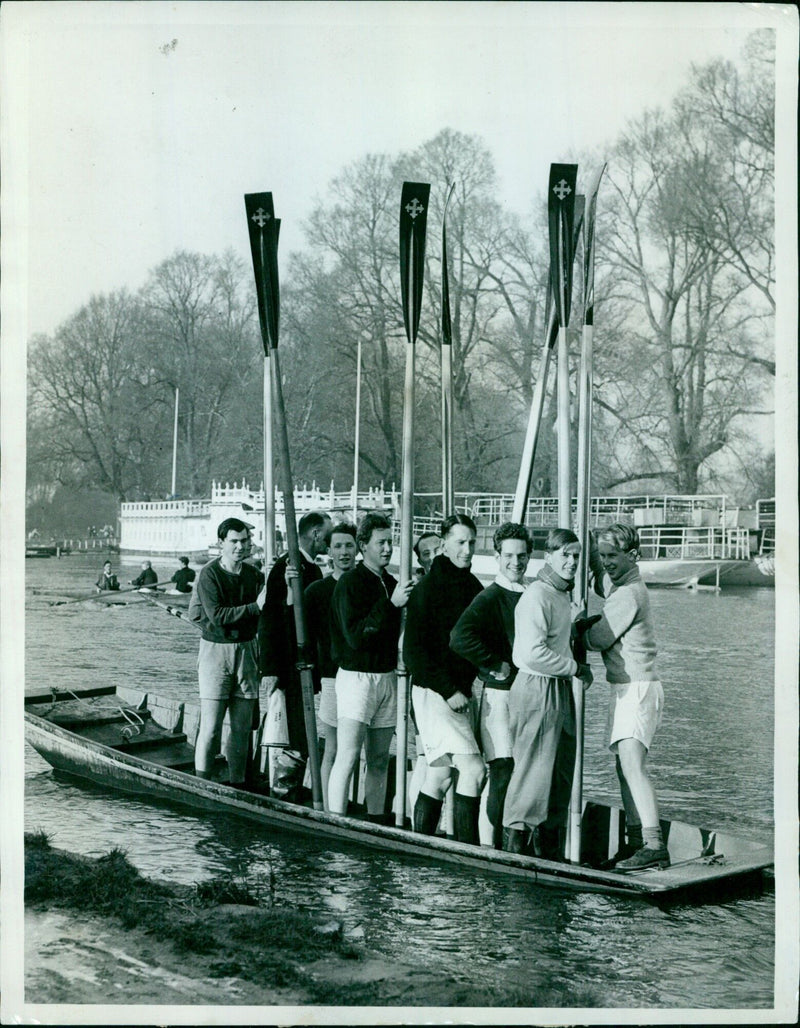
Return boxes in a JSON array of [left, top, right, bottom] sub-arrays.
[[24, 686, 772, 902]]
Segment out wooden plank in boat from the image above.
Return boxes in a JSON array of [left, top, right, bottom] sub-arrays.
[[25, 685, 117, 704]]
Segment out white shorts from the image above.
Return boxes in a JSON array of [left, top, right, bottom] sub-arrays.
[[476, 683, 512, 762], [335, 669, 397, 729], [412, 684, 481, 767], [318, 676, 338, 729], [607, 680, 664, 753]]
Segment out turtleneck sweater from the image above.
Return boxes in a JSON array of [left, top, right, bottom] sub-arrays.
[[403, 554, 483, 699]]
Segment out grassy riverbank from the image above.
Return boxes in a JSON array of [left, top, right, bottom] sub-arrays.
[[25, 831, 600, 1008]]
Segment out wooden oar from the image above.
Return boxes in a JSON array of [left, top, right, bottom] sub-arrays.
[[547, 163, 579, 528], [245, 191, 323, 810], [440, 181, 456, 518], [396, 180, 431, 827], [48, 584, 162, 606], [569, 164, 606, 865]]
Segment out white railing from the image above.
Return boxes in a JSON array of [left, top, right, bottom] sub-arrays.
[[465, 493, 729, 528], [210, 479, 399, 515], [637, 526, 749, 561]]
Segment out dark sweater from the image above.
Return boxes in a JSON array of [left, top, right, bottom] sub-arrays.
[[330, 562, 401, 673], [190, 559, 264, 643], [449, 582, 521, 690], [258, 552, 322, 686], [305, 574, 338, 682], [403, 554, 483, 700]]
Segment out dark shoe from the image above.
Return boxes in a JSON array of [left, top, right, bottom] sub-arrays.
[[615, 845, 670, 871], [598, 842, 640, 870]]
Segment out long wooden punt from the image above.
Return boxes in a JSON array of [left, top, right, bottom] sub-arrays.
[[25, 685, 773, 902]]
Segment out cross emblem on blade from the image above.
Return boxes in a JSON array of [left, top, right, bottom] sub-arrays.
[[405, 198, 425, 219], [553, 180, 572, 201], [251, 208, 271, 227]]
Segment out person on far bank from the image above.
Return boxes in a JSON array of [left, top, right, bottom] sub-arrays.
[[95, 560, 120, 593], [404, 514, 486, 845], [258, 511, 332, 786], [327, 513, 413, 820], [189, 519, 266, 788], [575, 523, 668, 870], [502, 528, 593, 860], [130, 560, 158, 588], [170, 556, 196, 593], [303, 522, 358, 810], [450, 522, 532, 849]]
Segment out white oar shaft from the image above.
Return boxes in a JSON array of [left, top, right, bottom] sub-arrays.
[[263, 355, 275, 568], [512, 344, 553, 524], [441, 344, 454, 516], [395, 342, 416, 826], [557, 326, 571, 528]]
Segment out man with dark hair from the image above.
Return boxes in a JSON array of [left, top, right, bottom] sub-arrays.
[[327, 512, 413, 818], [259, 510, 333, 779], [450, 521, 532, 848], [170, 556, 196, 593], [404, 513, 486, 845], [304, 521, 358, 809], [189, 518, 266, 786], [413, 531, 440, 578]]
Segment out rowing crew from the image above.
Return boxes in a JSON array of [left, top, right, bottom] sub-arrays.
[[189, 512, 668, 871], [94, 557, 196, 594]]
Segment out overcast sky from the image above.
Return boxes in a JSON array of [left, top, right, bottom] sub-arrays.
[[1, 1, 784, 339]]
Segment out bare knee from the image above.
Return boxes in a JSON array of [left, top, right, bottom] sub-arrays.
[[454, 755, 486, 795]]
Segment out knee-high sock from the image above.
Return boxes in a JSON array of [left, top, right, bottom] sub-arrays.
[[486, 757, 513, 846], [413, 792, 443, 836], [453, 794, 481, 846]]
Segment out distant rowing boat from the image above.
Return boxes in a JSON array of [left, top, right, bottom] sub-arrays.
[[25, 684, 773, 902]]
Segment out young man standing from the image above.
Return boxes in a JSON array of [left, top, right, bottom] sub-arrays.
[[450, 522, 532, 848], [502, 528, 593, 859], [190, 518, 266, 787], [304, 522, 358, 810], [576, 523, 668, 870], [258, 511, 332, 773], [404, 514, 486, 845], [327, 513, 413, 819]]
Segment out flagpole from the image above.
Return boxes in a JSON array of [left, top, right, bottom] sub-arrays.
[[569, 165, 606, 864], [244, 192, 323, 810], [396, 182, 431, 828], [171, 386, 179, 498]]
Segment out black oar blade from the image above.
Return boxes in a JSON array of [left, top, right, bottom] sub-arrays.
[[244, 192, 280, 351], [582, 164, 607, 327], [547, 164, 578, 328], [441, 182, 456, 348], [399, 181, 431, 345]]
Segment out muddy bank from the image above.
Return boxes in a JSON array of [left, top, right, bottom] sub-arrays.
[[24, 833, 599, 1009]]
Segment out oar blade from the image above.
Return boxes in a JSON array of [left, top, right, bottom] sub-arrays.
[[399, 181, 431, 345], [547, 163, 578, 328], [441, 182, 456, 348], [244, 192, 280, 351]]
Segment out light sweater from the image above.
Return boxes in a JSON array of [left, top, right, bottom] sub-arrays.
[[585, 567, 658, 683], [512, 578, 578, 680]]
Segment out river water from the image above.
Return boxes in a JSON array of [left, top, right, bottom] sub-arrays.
[[23, 554, 777, 1011]]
